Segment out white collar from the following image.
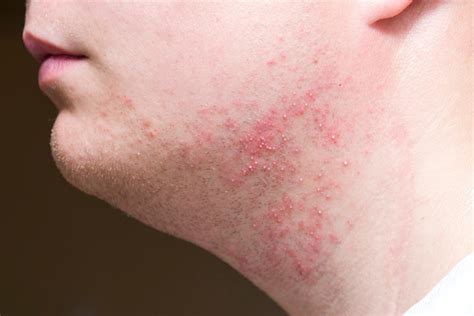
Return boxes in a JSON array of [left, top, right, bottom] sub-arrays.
[[404, 252, 474, 316]]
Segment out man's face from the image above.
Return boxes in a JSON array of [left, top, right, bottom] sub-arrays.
[[23, 1, 389, 246], [21, 1, 474, 314]]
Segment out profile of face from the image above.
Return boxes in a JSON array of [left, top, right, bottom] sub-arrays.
[[24, 1, 389, 234], [24, 0, 470, 314], [23, 0, 410, 282]]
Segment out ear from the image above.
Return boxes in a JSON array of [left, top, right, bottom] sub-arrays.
[[361, 0, 414, 24]]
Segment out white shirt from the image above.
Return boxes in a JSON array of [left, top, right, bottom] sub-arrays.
[[404, 252, 474, 316]]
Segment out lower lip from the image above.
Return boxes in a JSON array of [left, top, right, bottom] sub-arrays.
[[38, 55, 86, 87]]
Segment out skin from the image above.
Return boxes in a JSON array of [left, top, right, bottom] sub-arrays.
[[23, 1, 472, 315]]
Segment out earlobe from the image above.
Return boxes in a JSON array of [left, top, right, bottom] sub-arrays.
[[361, 0, 414, 24]]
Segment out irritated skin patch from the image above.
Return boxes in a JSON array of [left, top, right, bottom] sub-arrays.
[[77, 28, 411, 307], [89, 81, 392, 302], [44, 4, 431, 314], [142, 29, 420, 305], [89, 55, 406, 299], [183, 63, 390, 288]]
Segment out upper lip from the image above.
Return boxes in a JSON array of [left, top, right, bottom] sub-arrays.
[[22, 32, 86, 63]]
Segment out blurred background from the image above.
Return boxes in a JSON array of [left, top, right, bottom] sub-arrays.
[[0, 2, 285, 315]]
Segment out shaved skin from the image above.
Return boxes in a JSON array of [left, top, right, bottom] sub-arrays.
[[45, 1, 472, 316]]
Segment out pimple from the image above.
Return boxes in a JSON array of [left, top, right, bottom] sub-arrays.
[[278, 227, 290, 238], [280, 95, 289, 103], [328, 233, 340, 244], [287, 102, 306, 117], [291, 147, 301, 154], [147, 131, 157, 140], [305, 90, 316, 102], [266, 59, 277, 66], [198, 107, 212, 118], [327, 132, 341, 145], [282, 194, 293, 209], [196, 130, 215, 144], [224, 118, 238, 131], [298, 220, 306, 231], [123, 96, 134, 109], [99, 111, 108, 119], [295, 260, 307, 276], [142, 120, 152, 129]]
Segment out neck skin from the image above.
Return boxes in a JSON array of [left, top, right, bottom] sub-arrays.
[[195, 3, 471, 315]]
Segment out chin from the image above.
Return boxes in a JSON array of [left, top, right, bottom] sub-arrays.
[[48, 110, 176, 228], [51, 115, 103, 198], [50, 112, 134, 208], [48, 109, 230, 237]]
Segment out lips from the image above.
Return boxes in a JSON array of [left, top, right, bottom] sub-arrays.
[[23, 32, 86, 63], [23, 32, 87, 87]]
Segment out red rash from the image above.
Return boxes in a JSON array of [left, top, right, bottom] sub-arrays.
[[266, 59, 278, 66], [189, 79, 365, 282], [141, 119, 158, 140], [97, 40, 401, 284], [124, 96, 135, 109]]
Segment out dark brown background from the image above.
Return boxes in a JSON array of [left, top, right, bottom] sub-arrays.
[[0, 2, 285, 315]]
